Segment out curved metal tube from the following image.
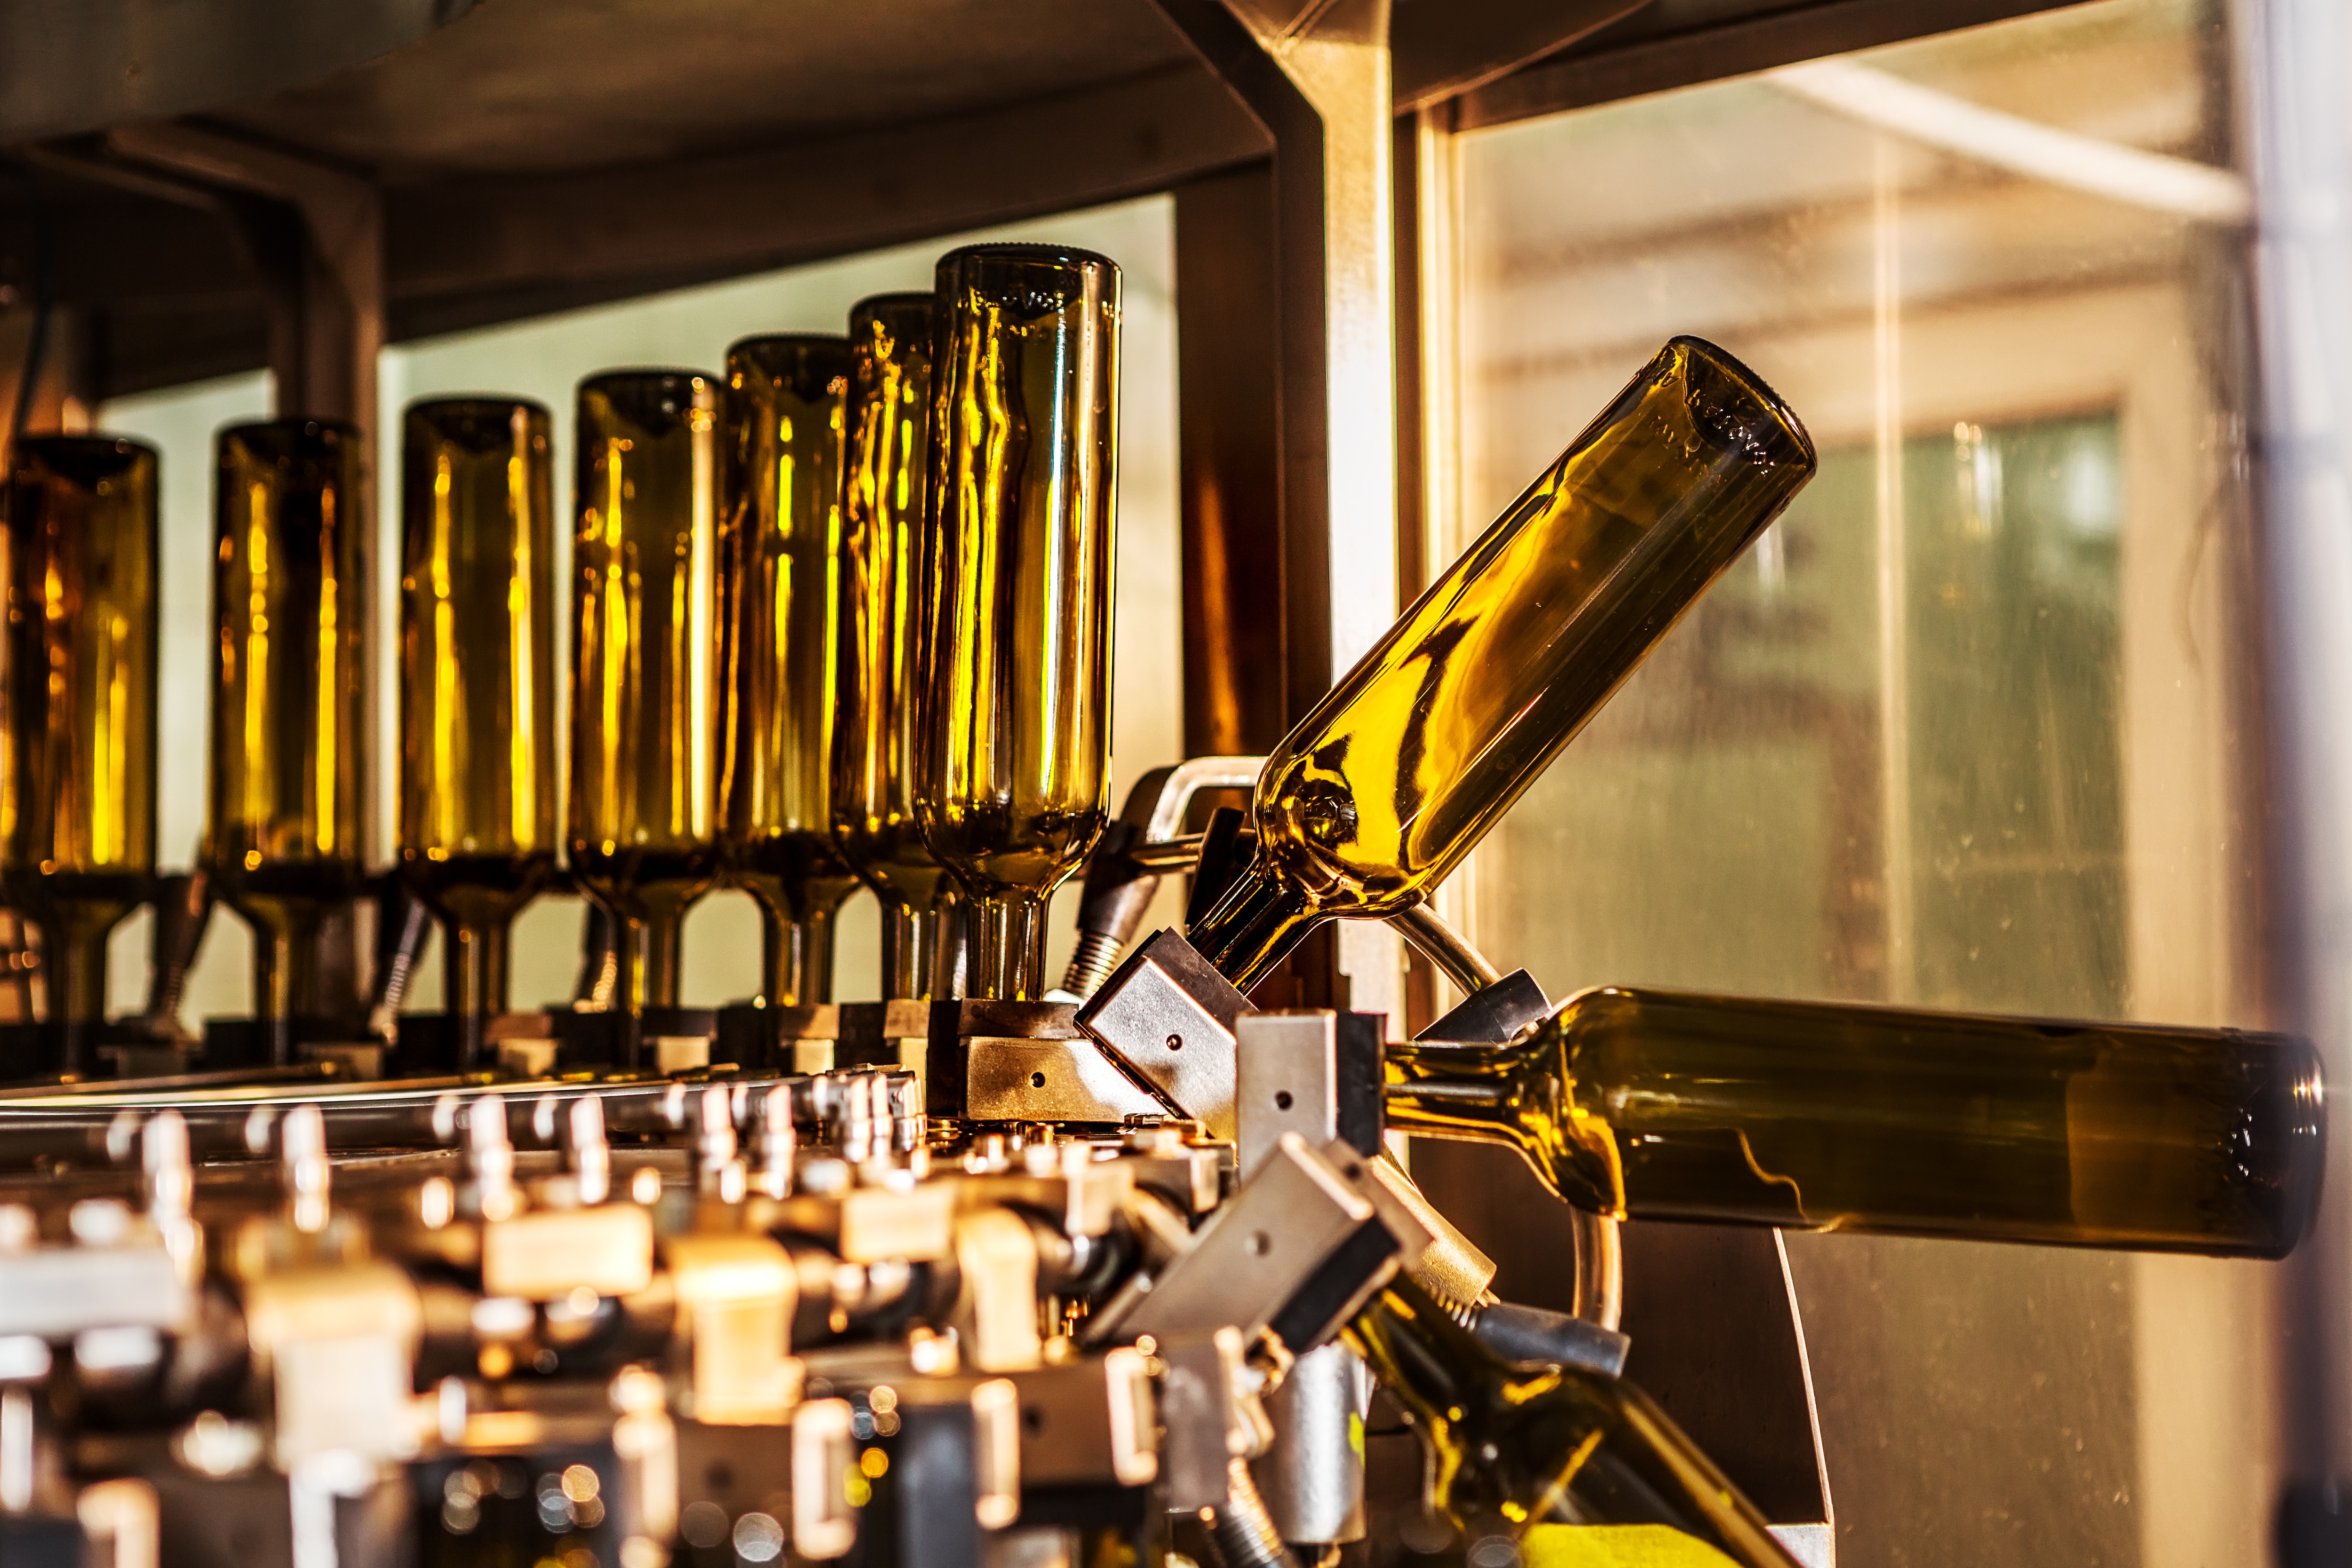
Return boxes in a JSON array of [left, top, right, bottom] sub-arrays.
[[1572, 1208, 1624, 1332], [1389, 902, 1503, 996]]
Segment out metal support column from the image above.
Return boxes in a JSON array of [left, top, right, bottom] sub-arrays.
[[2243, 0, 2352, 1547], [107, 123, 381, 434], [1153, 0, 1404, 1025], [105, 124, 384, 1017]]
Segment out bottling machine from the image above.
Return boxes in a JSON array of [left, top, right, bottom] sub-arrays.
[[2, 1, 2346, 1564], [0, 246, 2322, 1568]]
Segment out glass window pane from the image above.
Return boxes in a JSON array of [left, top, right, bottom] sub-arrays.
[[1446, 3, 2270, 1563]]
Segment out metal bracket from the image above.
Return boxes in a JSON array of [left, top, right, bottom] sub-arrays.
[[963, 1037, 1170, 1125], [1151, 0, 1405, 1026], [1412, 966, 1553, 1045], [1112, 1133, 1426, 1362], [1079, 930, 1254, 1137]]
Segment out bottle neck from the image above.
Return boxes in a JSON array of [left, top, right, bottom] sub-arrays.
[[761, 905, 841, 1007], [1348, 1272, 1494, 1426], [445, 919, 511, 1071], [881, 901, 943, 1001], [1348, 1274, 1795, 1564], [1344, 1273, 1577, 1528], [1383, 1039, 1530, 1136], [1183, 862, 1319, 989], [1384, 1024, 1623, 1214], [966, 894, 1049, 1000], [613, 908, 685, 1015]]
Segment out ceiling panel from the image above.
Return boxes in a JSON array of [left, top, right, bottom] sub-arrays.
[[215, 0, 1194, 180]]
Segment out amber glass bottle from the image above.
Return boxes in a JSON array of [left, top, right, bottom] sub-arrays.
[[918, 245, 1119, 999], [1349, 1273, 1798, 1566], [833, 294, 956, 998], [568, 371, 722, 1025], [1188, 338, 1815, 987], [1385, 986, 2326, 1258], [397, 399, 558, 1065], [205, 421, 368, 1063], [0, 436, 159, 1070], [720, 335, 862, 1006]]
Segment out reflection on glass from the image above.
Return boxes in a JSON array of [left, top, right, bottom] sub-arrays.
[[1446, 3, 2263, 1553], [1907, 416, 2126, 1012], [397, 399, 557, 1064], [1189, 338, 1815, 987], [919, 245, 1120, 999], [1386, 986, 2323, 1257], [720, 336, 861, 1006], [0, 436, 159, 1069], [205, 420, 367, 1062], [833, 294, 955, 999], [569, 371, 722, 1029], [1348, 1274, 1797, 1565]]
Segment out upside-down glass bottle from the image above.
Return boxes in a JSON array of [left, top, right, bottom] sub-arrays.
[[0, 436, 159, 1072], [721, 335, 863, 1007], [568, 371, 723, 1036], [1187, 337, 1816, 988], [832, 294, 957, 1000], [917, 245, 1119, 1000], [1383, 986, 2325, 1257], [205, 420, 368, 1066], [397, 399, 559, 1068]]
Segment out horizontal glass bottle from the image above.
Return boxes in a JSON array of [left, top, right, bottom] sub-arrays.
[[1189, 337, 1816, 987], [1384, 986, 2325, 1257]]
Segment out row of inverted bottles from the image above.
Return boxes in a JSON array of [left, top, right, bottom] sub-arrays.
[[0, 243, 1119, 1063]]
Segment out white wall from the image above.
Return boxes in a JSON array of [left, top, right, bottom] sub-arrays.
[[95, 370, 272, 1022]]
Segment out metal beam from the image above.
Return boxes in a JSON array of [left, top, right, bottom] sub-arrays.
[[2244, 0, 2352, 1520], [1174, 166, 1289, 759], [0, 0, 479, 145], [107, 121, 381, 431], [384, 63, 1268, 336], [1457, 0, 2081, 131], [102, 122, 384, 1015], [1152, 0, 1403, 1024], [1390, 0, 1651, 107]]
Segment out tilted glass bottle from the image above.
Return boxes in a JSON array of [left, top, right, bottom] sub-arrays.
[[720, 335, 862, 1007], [0, 436, 159, 1071], [1188, 337, 1815, 986], [1384, 986, 2326, 1257], [205, 420, 368, 1064], [1347, 1273, 1799, 1566], [568, 371, 722, 1028], [918, 244, 1119, 999], [832, 294, 957, 999], [397, 399, 558, 1066]]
